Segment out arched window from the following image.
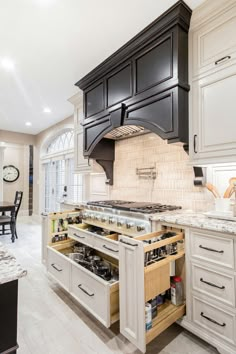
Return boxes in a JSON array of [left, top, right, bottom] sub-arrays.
[[46, 130, 74, 154], [42, 129, 82, 212]]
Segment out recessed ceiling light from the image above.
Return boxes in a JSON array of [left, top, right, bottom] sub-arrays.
[[1, 58, 15, 71], [43, 107, 51, 113], [25, 122, 32, 126]]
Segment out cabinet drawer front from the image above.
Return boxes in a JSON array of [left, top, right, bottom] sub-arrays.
[[192, 6, 236, 77], [191, 231, 234, 269], [192, 264, 235, 307], [93, 235, 119, 259], [71, 264, 109, 326], [193, 297, 236, 344], [68, 226, 94, 247], [47, 247, 70, 290]]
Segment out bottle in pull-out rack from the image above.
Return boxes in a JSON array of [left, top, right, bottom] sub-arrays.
[[171, 276, 184, 306], [145, 303, 152, 331]]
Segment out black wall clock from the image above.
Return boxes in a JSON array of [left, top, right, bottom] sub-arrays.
[[3, 165, 20, 183]]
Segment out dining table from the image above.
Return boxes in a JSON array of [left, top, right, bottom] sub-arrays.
[[0, 201, 16, 242]]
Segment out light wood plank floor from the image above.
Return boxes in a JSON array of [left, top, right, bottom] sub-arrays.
[[1, 217, 218, 354]]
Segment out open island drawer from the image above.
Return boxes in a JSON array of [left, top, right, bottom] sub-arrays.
[[47, 240, 119, 327], [68, 224, 119, 259], [119, 228, 185, 353]]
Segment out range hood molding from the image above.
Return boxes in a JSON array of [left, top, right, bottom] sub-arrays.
[[76, 0, 192, 90], [76, 0, 192, 184]]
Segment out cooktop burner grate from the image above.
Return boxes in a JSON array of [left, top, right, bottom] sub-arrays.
[[87, 200, 182, 214]]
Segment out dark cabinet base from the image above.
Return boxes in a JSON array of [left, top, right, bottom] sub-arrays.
[[0, 280, 18, 354]]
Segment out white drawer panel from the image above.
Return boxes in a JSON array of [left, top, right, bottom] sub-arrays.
[[68, 226, 94, 247], [191, 231, 234, 269], [47, 247, 70, 290], [192, 264, 235, 307], [93, 235, 119, 259], [71, 263, 109, 326], [193, 296, 236, 344]]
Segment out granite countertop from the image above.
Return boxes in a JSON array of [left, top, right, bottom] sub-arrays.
[[0, 242, 27, 285], [151, 211, 236, 235]]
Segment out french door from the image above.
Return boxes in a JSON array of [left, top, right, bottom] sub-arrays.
[[43, 158, 83, 212]]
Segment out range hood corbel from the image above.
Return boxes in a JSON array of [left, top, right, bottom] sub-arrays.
[[89, 138, 115, 185]]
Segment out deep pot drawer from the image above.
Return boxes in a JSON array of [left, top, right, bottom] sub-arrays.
[[68, 225, 94, 247], [93, 235, 119, 259], [192, 263, 235, 307], [192, 296, 236, 344], [71, 263, 109, 326], [47, 247, 70, 290], [190, 230, 234, 269]]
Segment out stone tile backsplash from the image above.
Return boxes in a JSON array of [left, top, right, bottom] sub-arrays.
[[110, 133, 214, 212]]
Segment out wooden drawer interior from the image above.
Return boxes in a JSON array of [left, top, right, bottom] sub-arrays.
[[146, 301, 185, 344], [136, 230, 185, 303], [137, 229, 186, 344]]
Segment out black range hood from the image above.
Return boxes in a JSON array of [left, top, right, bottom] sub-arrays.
[[76, 0, 192, 185]]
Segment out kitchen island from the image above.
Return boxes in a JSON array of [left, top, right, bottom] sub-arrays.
[[0, 243, 27, 354]]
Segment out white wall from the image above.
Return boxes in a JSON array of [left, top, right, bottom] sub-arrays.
[[3, 143, 29, 215]]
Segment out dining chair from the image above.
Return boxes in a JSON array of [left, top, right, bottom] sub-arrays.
[[0, 191, 23, 239]]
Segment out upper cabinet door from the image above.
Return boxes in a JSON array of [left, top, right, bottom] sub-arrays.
[[191, 2, 236, 79], [190, 64, 236, 163]]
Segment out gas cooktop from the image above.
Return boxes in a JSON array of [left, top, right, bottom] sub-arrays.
[[87, 200, 182, 214]]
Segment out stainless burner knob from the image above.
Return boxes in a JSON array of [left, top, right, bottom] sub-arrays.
[[94, 215, 100, 221], [126, 222, 134, 229], [117, 220, 124, 227], [82, 212, 88, 220], [101, 217, 107, 223], [109, 217, 115, 224], [137, 225, 145, 232]]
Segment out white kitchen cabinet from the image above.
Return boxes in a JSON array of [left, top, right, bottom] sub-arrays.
[[191, 0, 236, 80], [190, 65, 236, 163], [47, 239, 119, 328], [68, 92, 92, 173], [189, 0, 236, 165], [180, 227, 236, 354]]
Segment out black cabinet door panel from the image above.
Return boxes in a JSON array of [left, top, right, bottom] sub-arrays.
[[107, 64, 132, 107], [125, 89, 178, 139], [85, 82, 104, 117], [84, 116, 111, 154], [135, 36, 172, 94]]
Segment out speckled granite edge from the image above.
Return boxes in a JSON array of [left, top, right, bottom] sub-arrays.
[[0, 242, 27, 285], [150, 211, 236, 235]]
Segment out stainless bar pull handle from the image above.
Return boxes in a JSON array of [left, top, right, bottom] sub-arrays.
[[73, 233, 85, 239], [200, 312, 226, 327], [215, 55, 231, 65], [103, 245, 119, 252], [120, 239, 138, 247], [51, 263, 63, 272], [78, 284, 94, 297], [199, 245, 224, 254], [200, 278, 225, 290], [194, 134, 197, 153]]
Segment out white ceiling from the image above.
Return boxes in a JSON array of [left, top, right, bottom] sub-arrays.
[[0, 0, 206, 135]]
